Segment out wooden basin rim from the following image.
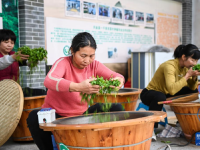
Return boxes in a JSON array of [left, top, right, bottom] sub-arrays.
[[158, 93, 199, 105], [39, 111, 167, 131], [53, 112, 154, 125], [170, 93, 195, 100], [24, 95, 46, 100]]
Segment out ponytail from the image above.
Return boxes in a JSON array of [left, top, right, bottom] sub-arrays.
[[173, 44, 200, 60], [173, 45, 185, 59]]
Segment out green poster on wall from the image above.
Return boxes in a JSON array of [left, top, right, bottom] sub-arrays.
[[0, 0, 19, 51]]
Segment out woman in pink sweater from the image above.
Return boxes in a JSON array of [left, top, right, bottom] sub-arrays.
[[27, 32, 124, 150]]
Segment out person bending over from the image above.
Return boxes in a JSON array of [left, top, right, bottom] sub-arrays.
[[27, 32, 125, 150], [141, 44, 200, 128]]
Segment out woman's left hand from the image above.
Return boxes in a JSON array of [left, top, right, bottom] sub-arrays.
[[192, 70, 200, 77], [111, 77, 124, 90]]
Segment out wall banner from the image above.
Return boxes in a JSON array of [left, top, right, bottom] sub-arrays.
[[156, 12, 179, 50], [46, 17, 154, 65], [0, 0, 19, 51], [0, 0, 2, 13], [0, 17, 2, 29]]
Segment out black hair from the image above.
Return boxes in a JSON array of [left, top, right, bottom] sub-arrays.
[[173, 44, 200, 60], [70, 32, 97, 53], [0, 29, 16, 43]]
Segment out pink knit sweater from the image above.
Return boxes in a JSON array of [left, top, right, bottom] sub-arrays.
[[42, 56, 124, 117]]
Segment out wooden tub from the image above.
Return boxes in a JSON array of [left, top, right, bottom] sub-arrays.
[[168, 102, 200, 144], [12, 95, 46, 141], [94, 88, 142, 111], [40, 111, 166, 150]]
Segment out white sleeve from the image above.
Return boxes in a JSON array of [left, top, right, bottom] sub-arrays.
[[0, 55, 15, 70]]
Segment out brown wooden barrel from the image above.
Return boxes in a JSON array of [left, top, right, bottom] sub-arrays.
[[40, 111, 166, 150], [94, 88, 142, 111], [168, 102, 200, 144], [12, 95, 46, 141]]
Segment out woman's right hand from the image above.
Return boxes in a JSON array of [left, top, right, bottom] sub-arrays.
[[185, 67, 200, 80], [79, 78, 100, 94], [69, 78, 100, 94], [12, 51, 29, 61]]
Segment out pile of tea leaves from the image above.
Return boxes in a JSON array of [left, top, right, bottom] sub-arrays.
[[16, 46, 47, 96], [193, 64, 200, 71], [16, 46, 48, 73], [81, 76, 126, 123], [81, 76, 120, 106]]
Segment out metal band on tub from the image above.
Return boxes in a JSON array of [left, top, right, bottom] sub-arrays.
[[23, 107, 41, 111], [57, 137, 152, 149], [175, 108, 200, 122]]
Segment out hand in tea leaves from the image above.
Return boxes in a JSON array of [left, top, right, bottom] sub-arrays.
[[79, 78, 100, 94], [81, 76, 121, 106], [16, 46, 48, 72], [193, 64, 200, 72], [185, 67, 200, 81], [12, 51, 29, 61], [109, 76, 124, 90]]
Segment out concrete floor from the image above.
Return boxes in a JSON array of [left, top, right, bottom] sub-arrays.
[[1, 99, 200, 150]]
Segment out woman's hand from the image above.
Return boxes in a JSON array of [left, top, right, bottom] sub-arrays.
[[110, 77, 124, 90], [69, 78, 100, 94], [12, 51, 29, 61], [185, 67, 200, 80]]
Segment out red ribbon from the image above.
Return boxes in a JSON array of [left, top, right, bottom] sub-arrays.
[[163, 100, 172, 104]]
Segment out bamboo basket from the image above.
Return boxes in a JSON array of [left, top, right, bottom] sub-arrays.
[[94, 88, 142, 111], [12, 95, 46, 141], [158, 93, 199, 105], [168, 102, 200, 144], [0, 80, 24, 147], [40, 111, 166, 150]]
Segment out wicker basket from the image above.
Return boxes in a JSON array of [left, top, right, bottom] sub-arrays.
[[0, 79, 24, 146]]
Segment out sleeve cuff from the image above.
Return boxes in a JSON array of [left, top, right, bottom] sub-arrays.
[[7, 55, 15, 63]]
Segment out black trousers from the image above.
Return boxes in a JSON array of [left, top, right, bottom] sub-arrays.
[[140, 86, 198, 127], [27, 103, 124, 150]]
